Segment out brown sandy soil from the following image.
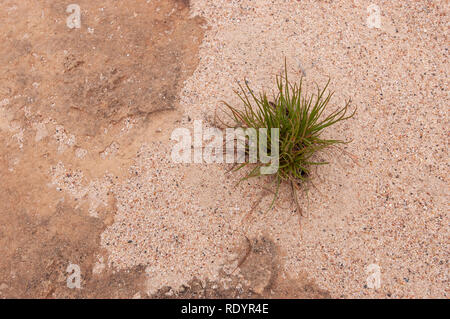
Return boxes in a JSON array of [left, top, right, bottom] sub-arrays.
[[0, 0, 448, 298]]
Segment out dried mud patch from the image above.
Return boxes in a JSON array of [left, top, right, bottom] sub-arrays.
[[0, 198, 146, 298], [1, 0, 203, 136], [0, 0, 204, 298]]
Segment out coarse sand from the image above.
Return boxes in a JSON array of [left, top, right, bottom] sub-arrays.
[[100, 0, 448, 298], [1, 0, 446, 299]]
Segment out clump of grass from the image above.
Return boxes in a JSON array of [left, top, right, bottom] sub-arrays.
[[221, 60, 356, 210]]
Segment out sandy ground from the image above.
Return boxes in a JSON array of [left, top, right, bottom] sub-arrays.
[[0, 0, 448, 298]]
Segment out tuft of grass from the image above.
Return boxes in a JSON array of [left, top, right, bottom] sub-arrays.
[[221, 60, 356, 210]]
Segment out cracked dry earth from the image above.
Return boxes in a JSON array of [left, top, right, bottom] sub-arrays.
[[1, 0, 448, 299]]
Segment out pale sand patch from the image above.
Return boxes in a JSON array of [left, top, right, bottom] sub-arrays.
[[101, 143, 301, 294], [102, 0, 448, 298]]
